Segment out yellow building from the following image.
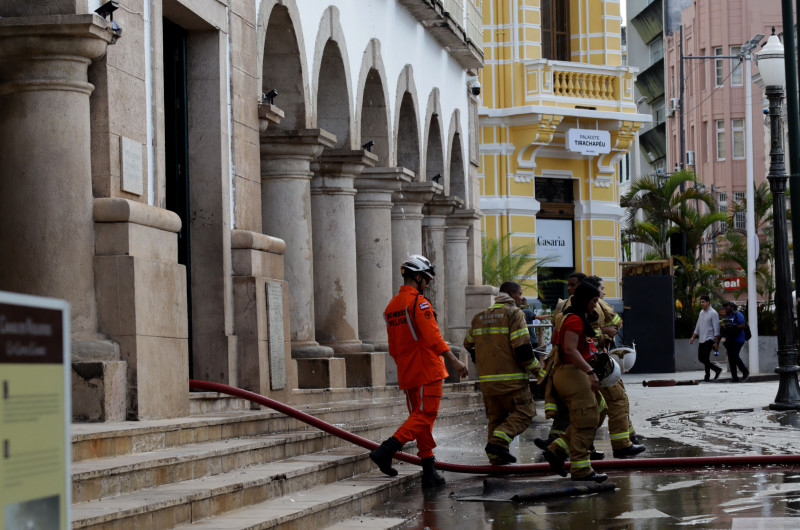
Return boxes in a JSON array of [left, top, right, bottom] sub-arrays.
[[478, 0, 650, 303]]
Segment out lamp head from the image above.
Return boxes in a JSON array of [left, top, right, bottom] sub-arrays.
[[362, 140, 374, 152], [95, 1, 119, 20], [263, 89, 278, 105], [757, 28, 785, 89]]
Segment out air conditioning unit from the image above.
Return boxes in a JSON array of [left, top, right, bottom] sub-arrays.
[[669, 97, 681, 113], [686, 150, 696, 166]]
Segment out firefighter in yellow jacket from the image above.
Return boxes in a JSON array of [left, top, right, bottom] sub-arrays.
[[464, 282, 538, 465], [584, 275, 645, 458]]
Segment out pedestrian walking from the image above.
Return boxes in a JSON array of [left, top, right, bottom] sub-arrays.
[[689, 294, 722, 381], [370, 254, 469, 488], [720, 302, 750, 382], [464, 282, 538, 465]]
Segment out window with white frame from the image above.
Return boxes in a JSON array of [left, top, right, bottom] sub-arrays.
[[734, 191, 746, 230], [716, 120, 726, 160], [717, 191, 728, 231], [730, 46, 743, 86], [714, 47, 724, 87], [732, 118, 745, 159]]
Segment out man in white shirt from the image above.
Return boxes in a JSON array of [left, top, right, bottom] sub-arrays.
[[688, 294, 722, 381]]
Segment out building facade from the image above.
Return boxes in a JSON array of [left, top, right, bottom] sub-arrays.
[[0, 0, 485, 421], [478, 0, 649, 305], [664, 0, 781, 258]]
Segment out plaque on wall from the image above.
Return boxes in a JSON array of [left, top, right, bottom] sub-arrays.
[[266, 282, 286, 390], [120, 136, 143, 196]]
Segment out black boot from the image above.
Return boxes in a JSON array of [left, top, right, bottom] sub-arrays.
[[573, 471, 608, 483], [542, 449, 568, 477], [370, 436, 403, 477], [589, 444, 605, 461], [612, 443, 646, 459], [485, 443, 517, 464], [421, 457, 446, 488]]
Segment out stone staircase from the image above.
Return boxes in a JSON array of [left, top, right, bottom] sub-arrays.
[[71, 383, 484, 529]]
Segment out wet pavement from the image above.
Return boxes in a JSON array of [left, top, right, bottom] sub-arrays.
[[367, 372, 800, 528]]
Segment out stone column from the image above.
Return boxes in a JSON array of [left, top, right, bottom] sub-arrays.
[[355, 167, 413, 351], [422, 196, 460, 335], [445, 208, 479, 347], [311, 149, 377, 355], [0, 15, 113, 344], [260, 129, 336, 359], [391, 181, 441, 294]]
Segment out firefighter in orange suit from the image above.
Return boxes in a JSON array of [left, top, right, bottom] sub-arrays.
[[541, 281, 608, 482], [584, 275, 645, 459], [463, 281, 538, 465], [369, 254, 469, 488]]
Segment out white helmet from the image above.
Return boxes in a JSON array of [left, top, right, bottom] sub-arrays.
[[599, 357, 622, 387], [609, 345, 637, 373], [400, 254, 436, 279]]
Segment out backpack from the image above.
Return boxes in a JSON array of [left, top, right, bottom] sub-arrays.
[[744, 322, 752, 341]]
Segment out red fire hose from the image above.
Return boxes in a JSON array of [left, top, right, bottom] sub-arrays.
[[190, 379, 800, 475]]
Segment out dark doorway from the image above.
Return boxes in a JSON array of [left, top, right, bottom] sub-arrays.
[[163, 18, 193, 376], [540, 267, 570, 310]]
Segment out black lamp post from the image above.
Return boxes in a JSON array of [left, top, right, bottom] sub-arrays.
[[760, 32, 800, 410]]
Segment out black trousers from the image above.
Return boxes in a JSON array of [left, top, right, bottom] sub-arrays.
[[726, 340, 749, 380], [698, 340, 721, 379]]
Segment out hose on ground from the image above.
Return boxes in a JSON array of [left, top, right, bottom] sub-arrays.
[[189, 379, 800, 475]]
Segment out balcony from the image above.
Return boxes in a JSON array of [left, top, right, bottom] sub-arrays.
[[398, 0, 483, 69], [522, 59, 637, 111], [640, 122, 667, 161], [630, 0, 663, 44], [635, 58, 665, 104]]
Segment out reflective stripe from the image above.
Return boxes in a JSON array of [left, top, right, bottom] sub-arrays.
[[479, 373, 528, 382], [610, 431, 630, 441], [551, 429, 565, 435], [489, 304, 505, 309], [493, 430, 513, 444], [471, 326, 509, 336], [598, 396, 607, 411], [610, 314, 621, 326], [465, 332, 473, 342], [544, 403, 558, 412], [554, 437, 570, 454], [403, 307, 417, 341], [419, 386, 424, 412], [538, 368, 547, 378], [524, 358, 540, 371], [570, 459, 592, 469], [509, 328, 529, 341]]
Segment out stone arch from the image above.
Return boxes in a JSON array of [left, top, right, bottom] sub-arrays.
[[312, 6, 354, 148], [355, 39, 391, 166], [394, 64, 421, 178], [257, 0, 312, 130], [447, 109, 466, 202], [423, 88, 444, 186]]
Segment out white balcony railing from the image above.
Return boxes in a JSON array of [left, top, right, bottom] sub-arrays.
[[465, 0, 482, 46], [442, 0, 465, 31], [524, 60, 636, 106]]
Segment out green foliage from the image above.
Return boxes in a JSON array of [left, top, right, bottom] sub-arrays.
[[672, 256, 725, 338], [481, 233, 555, 294]]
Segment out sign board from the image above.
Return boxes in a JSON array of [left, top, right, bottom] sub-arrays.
[[721, 277, 747, 291], [266, 282, 286, 390], [567, 129, 611, 156], [0, 291, 70, 530], [536, 219, 574, 268]]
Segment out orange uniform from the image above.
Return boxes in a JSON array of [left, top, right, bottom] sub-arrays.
[[384, 285, 450, 458]]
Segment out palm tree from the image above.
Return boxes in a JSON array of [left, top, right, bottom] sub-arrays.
[[621, 169, 717, 260], [481, 233, 555, 293]]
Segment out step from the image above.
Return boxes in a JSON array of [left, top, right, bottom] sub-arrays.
[[72, 391, 483, 462], [190, 392, 252, 414], [72, 407, 483, 503], [326, 516, 407, 529], [289, 381, 479, 406], [172, 466, 420, 530], [72, 446, 423, 529]]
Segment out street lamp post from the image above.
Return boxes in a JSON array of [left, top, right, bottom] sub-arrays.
[[759, 32, 800, 410]]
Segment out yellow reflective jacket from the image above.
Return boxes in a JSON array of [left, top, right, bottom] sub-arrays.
[[464, 293, 536, 396]]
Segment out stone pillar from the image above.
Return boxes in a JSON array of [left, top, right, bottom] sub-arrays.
[[354, 167, 413, 351], [391, 182, 441, 294], [311, 149, 377, 354], [260, 129, 335, 359], [0, 15, 113, 345], [422, 196, 460, 334], [445, 209, 479, 346]]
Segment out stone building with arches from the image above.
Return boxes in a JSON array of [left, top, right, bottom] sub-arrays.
[[0, 0, 484, 421]]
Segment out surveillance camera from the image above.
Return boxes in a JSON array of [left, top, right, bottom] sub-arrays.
[[471, 81, 481, 96], [466, 75, 481, 97]]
